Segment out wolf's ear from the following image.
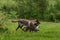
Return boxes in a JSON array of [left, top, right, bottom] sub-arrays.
[[36, 19, 40, 24]]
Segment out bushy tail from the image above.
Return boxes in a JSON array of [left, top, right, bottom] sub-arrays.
[[12, 20, 18, 23]]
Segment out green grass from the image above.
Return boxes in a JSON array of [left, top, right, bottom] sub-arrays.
[[0, 21, 60, 40]]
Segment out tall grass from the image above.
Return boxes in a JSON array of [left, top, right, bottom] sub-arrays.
[[0, 21, 60, 40]]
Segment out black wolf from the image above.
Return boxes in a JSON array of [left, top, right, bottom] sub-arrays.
[[12, 19, 40, 32]]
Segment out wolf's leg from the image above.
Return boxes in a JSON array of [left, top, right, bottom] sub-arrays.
[[22, 27, 29, 32], [16, 24, 23, 31], [16, 25, 20, 31], [19, 24, 23, 29]]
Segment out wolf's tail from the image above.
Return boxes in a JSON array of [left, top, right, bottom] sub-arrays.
[[12, 20, 18, 23]]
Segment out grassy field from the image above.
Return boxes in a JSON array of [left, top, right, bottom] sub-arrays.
[[0, 21, 60, 40]]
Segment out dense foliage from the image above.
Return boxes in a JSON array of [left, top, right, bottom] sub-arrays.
[[0, 0, 60, 21], [0, 0, 60, 28]]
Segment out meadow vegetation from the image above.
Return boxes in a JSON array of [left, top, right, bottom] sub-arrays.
[[0, 21, 60, 40], [0, 0, 60, 40]]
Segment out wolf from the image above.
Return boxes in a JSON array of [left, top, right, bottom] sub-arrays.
[[12, 19, 40, 32]]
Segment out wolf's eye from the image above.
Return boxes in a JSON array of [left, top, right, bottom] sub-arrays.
[[34, 23, 38, 26]]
